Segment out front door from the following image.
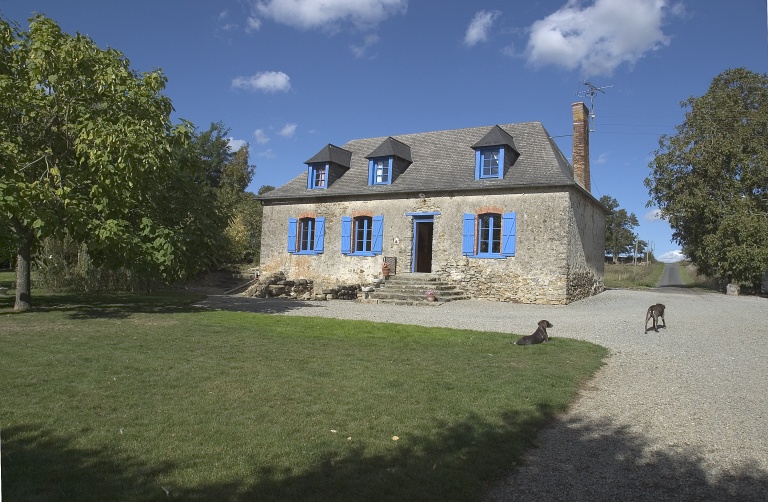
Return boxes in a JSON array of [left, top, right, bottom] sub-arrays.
[[413, 220, 433, 273]]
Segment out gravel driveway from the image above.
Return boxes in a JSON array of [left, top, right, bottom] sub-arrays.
[[198, 286, 768, 501]]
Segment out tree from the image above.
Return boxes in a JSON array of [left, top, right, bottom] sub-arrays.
[[0, 15, 217, 310], [600, 195, 639, 263], [645, 68, 768, 286]]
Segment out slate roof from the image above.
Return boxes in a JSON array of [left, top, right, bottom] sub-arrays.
[[365, 136, 413, 162], [303, 143, 352, 167], [259, 121, 578, 202]]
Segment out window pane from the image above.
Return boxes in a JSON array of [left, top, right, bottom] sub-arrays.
[[314, 168, 325, 187], [482, 149, 499, 177], [299, 218, 315, 251], [375, 159, 388, 183], [354, 217, 372, 252]]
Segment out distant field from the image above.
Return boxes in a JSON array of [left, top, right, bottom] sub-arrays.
[[604, 261, 665, 289]]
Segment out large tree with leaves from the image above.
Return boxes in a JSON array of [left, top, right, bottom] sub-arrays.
[[600, 195, 640, 263], [645, 68, 768, 286], [0, 15, 220, 310]]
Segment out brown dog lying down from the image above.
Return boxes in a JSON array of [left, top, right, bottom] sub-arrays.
[[515, 320, 553, 345], [644, 303, 666, 333]]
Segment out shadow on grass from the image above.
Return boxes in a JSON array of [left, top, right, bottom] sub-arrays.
[[1, 424, 183, 501], [0, 292, 207, 319], [5, 408, 767, 501]]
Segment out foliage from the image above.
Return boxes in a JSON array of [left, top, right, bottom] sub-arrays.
[[0, 15, 223, 308], [35, 234, 164, 292], [600, 195, 640, 262], [0, 295, 606, 501], [646, 67, 768, 286]]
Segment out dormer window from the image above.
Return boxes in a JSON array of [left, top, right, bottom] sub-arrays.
[[369, 157, 392, 185], [308, 163, 328, 189], [304, 144, 352, 190], [366, 137, 412, 186], [472, 125, 520, 181]]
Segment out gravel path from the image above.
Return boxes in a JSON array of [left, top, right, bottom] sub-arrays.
[[197, 287, 768, 501]]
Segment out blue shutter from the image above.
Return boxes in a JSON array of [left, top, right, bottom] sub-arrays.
[[306, 167, 312, 189], [462, 213, 475, 256], [314, 216, 325, 254], [287, 218, 298, 253], [474, 150, 481, 180], [340, 216, 351, 255], [372, 215, 384, 254], [502, 212, 516, 256], [367, 160, 374, 185], [497, 148, 505, 179]]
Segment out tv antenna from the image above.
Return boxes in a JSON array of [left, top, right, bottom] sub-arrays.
[[575, 81, 612, 131]]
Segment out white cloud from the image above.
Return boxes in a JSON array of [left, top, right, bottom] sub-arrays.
[[525, 0, 682, 77], [232, 71, 291, 93], [254, 129, 270, 144], [279, 123, 297, 138], [246, 16, 262, 32], [253, 0, 408, 31], [227, 137, 248, 152], [351, 33, 380, 58], [258, 149, 276, 159], [657, 250, 686, 263], [644, 208, 664, 221], [464, 10, 501, 47]]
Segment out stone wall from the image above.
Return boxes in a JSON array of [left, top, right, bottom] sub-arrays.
[[260, 188, 605, 304]]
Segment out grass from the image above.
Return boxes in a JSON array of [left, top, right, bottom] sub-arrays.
[[676, 262, 715, 289], [604, 261, 665, 289], [1, 292, 607, 501]]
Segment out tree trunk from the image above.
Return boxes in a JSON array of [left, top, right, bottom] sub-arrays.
[[13, 222, 33, 311]]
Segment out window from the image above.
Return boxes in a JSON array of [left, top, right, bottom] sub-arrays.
[[474, 147, 504, 180], [462, 212, 516, 258], [307, 164, 327, 189], [287, 216, 325, 254], [341, 215, 383, 256], [478, 213, 501, 255], [368, 157, 392, 185]]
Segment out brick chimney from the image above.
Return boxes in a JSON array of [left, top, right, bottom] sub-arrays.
[[572, 102, 591, 192]]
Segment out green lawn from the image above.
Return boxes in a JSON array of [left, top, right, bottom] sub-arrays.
[[1, 293, 606, 501]]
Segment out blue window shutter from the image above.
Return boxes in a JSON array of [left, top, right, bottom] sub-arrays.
[[462, 213, 475, 256], [287, 218, 298, 253], [367, 160, 374, 185], [497, 148, 505, 178], [314, 216, 325, 254], [502, 212, 516, 256], [474, 150, 481, 180], [341, 216, 351, 255], [306, 167, 313, 189], [372, 215, 384, 254]]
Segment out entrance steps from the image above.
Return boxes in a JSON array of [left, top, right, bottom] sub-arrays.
[[360, 273, 467, 305]]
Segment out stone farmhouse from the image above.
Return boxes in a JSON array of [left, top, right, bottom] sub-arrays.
[[257, 103, 607, 304]]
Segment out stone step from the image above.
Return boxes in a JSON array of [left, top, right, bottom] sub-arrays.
[[362, 273, 468, 304]]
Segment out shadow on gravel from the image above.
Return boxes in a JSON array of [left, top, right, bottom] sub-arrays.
[[486, 416, 768, 501], [195, 295, 330, 315]]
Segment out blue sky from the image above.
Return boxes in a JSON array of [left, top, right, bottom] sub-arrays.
[[2, 0, 766, 262]]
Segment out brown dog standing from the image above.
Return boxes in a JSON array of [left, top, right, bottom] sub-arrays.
[[515, 320, 553, 345], [644, 303, 666, 333]]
